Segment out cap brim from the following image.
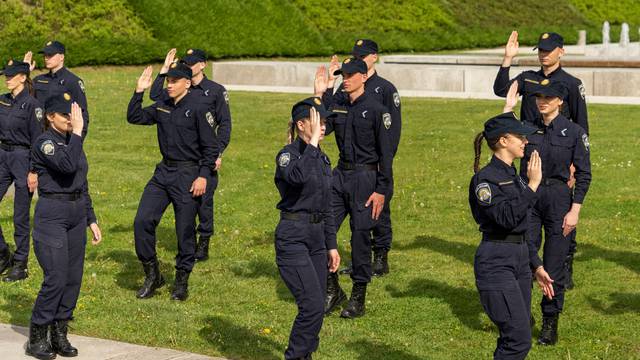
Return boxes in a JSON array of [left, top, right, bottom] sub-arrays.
[[533, 44, 558, 51], [513, 122, 539, 136], [182, 55, 204, 65]]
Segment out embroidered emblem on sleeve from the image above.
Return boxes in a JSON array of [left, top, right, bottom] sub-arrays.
[[278, 152, 291, 167], [383, 113, 392, 130], [475, 183, 492, 205], [40, 140, 55, 156]]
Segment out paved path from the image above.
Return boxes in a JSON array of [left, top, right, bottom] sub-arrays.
[[0, 323, 226, 360]]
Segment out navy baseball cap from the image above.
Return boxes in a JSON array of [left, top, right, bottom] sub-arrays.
[[533, 32, 563, 51], [483, 112, 538, 139], [166, 61, 192, 79], [333, 58, 367, 76], [44, 93, 73, 114], [39, 40, 66, 55], [352, 39, 378, 57], [291, 97, 336, 121], [0, 59, 30, 76], [182, 48, 207, 65], [531, 78, 568, 98]]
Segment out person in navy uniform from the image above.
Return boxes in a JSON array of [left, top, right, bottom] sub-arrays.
[[505, 79, 591, 345], [27, 95, 101, 360], [24, 41, 90, 139], [494, 31, 588, 289], [318, 39, 401, 277], [314, 58, 394, 318], [149, 48, 232, 262], [0, 60, 43, 282], [127, 62, 218, 301], [470, 95, 554, 360], [274, 97, 341, 360]]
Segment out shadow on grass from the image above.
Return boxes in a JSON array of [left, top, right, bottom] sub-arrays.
[[0, 289, 32, 327], [588, 292, 640, 314], [386, 278, 483, 330], [395, 235, 475, 265], [346, 339, 422, 360], [578, 243, 640, 274], [103, 249, 172, 291], [229, 256, 294, 303], [199, 315, 282, 360]]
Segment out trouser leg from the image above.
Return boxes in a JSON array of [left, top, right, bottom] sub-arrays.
[[170, 167, 199, 272], [55, 209, 87, 321], [196, 172, 218, 239], [0, 160, 13, 253], [134, 172, 171, 263], [372, 184, 393, 252]]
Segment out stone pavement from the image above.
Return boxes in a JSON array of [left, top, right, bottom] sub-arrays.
[[0, 323, 226, 360]]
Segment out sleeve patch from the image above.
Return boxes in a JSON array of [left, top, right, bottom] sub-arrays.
[[382, 113, 392, 130], [475, 182, 492, 205], [35, 107, 44, 122], [578, 83, 586, 100], [278, 152, 291, 167], [40, 140, 55, 156], [582, 133, 590, 152], [393, 92, 400, 107], [206, 111, 215, 127], [223, 91, 229, 104], [78, 80, 85, 93]]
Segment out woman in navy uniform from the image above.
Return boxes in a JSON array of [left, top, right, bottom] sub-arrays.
[[274, 97, 340, 360], [0, 60, 43, 281], [469, 83, 554, 360], [26, 95, 101, 359], [507, 79, 591, 345]]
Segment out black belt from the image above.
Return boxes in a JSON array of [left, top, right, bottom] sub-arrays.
[[0, 143, 30, 151], [281, 212, 324, 224], [542, 178, 566, 186], [483, 233, 525, 244], [40, 192, 83, 201], [338, 160, 377, 171], [162, 159, 199, 168]]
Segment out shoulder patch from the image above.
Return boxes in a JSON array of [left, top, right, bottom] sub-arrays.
[[78, 80, 85, 93], [578, 83, 586, 100], [393, 92, 400, 107], [382, 113, 392, 130], [40, 140, 55, 156], [35, 107, 44, 122], [475, 182, 492, 205], [223, 91, 229, 104], [206, 111, 215, 127], [582, 133, 590, 152], [278, 152, 291, 167]]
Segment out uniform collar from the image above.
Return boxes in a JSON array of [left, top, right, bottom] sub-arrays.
[[293, 136, 307, 153], [537, 65, 562, 78], [490, 155, 517, 176], [12, 88, 29, 102], [545, 114, 569, 131], [366, 71, 379, 83], [48, 66, 67, 79], [350, 92, 368, 106], [48, 127, 70, 143]]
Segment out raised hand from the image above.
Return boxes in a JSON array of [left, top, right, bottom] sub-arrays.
[[160, 48, 177, 74], [309, 107, 321, 147], [70, 102, 84, 136], [527, 150, 542, 191], [503, 80, 520, 113], [314, 66, 328, 97], [23, 51, 36, 72], [328, 55, 340, 81], [136, 66, 153, 93], [505, 30, 519, 59]]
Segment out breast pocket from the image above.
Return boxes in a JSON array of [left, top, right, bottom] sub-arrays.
[[550, 136, 574, 166], [353, 117, 375, 147]]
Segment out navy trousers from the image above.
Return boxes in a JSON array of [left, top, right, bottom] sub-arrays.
[[475, 240, 532, 360], [196, 172, 218, 240], [0, 149, 33, 262], [372, 180, 393, 252], [134, 163, 200, 272], [31, 197, 87, 325], [275, 218, 327, 359], [331, 167, 379, 284]]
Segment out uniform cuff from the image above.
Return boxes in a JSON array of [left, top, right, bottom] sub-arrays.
[[199, 166, 212, 178]]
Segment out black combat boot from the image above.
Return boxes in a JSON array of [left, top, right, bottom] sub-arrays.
[[564, 254, 574, 290], [3, 259, 28, 282], [171, 270, 190, 301], [338, 265, 352, 275], [340, 282, 367, 319], [194, 237, 210, 262], [25, 322, 56, 360], [136, 260, 165, 299], [50, 320, 78, 357], [324, 272, 346, 315], [0, 247, 11, 274], [538, 314, 559, 345], [372, 249, 389, 276]]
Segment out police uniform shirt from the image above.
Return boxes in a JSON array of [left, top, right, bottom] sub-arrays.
[[469, 155, 542, 269], [150, 74, 232, 155], [520, 115, 591, 204], [31, 129, 97, 225], [493, 67, 589, 134], [274, 137, 336, 249], [127, 91, 219, 177], [325, 93, 394, 196], [33, 67, 89, 136], [0, 88, 43, 147], [323, 72, 402, 154]]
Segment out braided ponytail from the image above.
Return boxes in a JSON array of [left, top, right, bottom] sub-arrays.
[[287, 118, 296, 144], [473, 132, 484, 173]]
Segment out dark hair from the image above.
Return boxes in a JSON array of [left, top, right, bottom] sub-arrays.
[[287, 119, 296, 144], [473, 132, 503, 173], [25, 75, 34, 96]]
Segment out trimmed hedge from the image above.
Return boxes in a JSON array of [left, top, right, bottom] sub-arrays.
[[0, 0, 639, 66]]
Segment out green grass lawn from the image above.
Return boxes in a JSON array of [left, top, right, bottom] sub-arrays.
[[0, 65, 639, 359]]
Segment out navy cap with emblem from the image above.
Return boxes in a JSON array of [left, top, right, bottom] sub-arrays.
[[0, 59, 30, 76], [333, 58, 368, 76], [352, 39, 378, 57], [483, 112, 538, 139], [531, 78, 568, 98], [291, 97, 336, 122], [166, 62, 193, 79], [182, 48, 207, 65], [533, 32, 563, 51], [39, 40, 66, 55], [44, 93, 73, 114]]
